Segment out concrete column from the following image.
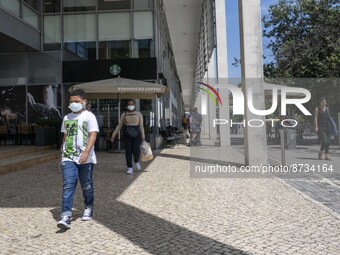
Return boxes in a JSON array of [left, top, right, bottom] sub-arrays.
[[206, 58, 218, 142], [135, 99, 140, 111], [215, 0, 230, 147], [200, 87, 209, 136], [238, 0, 268, 165]]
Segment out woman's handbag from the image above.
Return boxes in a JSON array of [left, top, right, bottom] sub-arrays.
[[124, 112, 140, 138], [140, 141, 153, 162], [124, 126, 140, 138]]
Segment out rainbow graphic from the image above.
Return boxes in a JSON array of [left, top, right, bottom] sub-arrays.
[[197, 82, 223, 106]]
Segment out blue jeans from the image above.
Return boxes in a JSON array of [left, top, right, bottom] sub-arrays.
[[61, 161, 94, 217]]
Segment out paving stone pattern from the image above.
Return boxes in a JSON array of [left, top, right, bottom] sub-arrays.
[[0, 145, 340, 254]]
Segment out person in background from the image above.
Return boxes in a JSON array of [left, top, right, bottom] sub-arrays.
[[190, 107, 202, 127], [111, 99, 145, 175], [314, 97, 332, 160], [182, 114, 187, 130], [86, 103, 92, 112], [57, 89, 99, 230], [186, 113, 191, 133]]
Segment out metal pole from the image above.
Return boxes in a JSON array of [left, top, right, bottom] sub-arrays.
[[107, 103, 110, 128], [280, 129, 285, 166], [338, 113, 340, 149], [118, 93, 121, 150]]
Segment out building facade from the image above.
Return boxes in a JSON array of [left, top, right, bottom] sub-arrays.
[[0, 0, 183, 147]]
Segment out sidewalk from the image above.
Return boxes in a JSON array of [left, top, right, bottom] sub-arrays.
[[267, 143, 340, 216], [231, 132, 340, 218], [1, 145, 340, 254]]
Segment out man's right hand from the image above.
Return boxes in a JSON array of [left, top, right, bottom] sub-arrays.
[[110, 136, 115, 143]]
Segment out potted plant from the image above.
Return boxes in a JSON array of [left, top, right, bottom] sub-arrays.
[[35, 117, 62, 146]]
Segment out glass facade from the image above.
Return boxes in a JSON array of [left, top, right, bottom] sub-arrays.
[[23, 0, 40, 11], [43, 15, 61, 50], [0, 0, 182, 149], [99, 41, 131, 59], [0, 0, 20, 16], [64, 0, 96, 12], [43, 0, 61, 13], [98, 0, 130, 10], [134, 39, 154, 58], [43, 7, 154, 58], [0, 0, 40, 29], [63, 13, 96, 60], [133, 0, 153, 9]]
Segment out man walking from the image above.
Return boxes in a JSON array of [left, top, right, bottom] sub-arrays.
[[57, 89, 99, 229]]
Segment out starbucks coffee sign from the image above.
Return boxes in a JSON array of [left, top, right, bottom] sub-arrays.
[[110, 64, 121, 76]]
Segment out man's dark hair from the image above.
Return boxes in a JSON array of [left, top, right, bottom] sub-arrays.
[[70, 89, 86, 99]]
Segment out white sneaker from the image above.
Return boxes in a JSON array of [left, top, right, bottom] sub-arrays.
[[135, 162, 141, 171], [57, 215, 71, 229], [81, 207, 92, 221], [126, 167, 133, 175]]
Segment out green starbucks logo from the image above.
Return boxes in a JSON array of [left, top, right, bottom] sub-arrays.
[[110, 64, 121, 76]]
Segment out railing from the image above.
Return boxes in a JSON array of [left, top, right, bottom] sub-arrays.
[[0, 0, 40, 30]]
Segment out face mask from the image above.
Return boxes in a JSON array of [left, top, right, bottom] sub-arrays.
[[69, 102, 84, 113], [127, 105, 135, 111]]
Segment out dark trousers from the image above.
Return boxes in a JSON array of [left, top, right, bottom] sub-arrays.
[[319, 130, 331, 154], [124, 134, 141, 167]]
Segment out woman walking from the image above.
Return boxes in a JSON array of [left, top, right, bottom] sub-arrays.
[[314, 97, 332, 160], [111, 99, 145, 174]]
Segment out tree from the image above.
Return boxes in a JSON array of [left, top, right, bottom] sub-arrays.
[[263, 0, 339, 78], [262, 0, 340, 116]]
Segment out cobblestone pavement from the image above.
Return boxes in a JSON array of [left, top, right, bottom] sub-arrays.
[[266, 144, 340, 217], [232, 132, 340, 218], [1, 145, 340, 254]]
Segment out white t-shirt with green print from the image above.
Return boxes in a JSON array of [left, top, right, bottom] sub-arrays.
[[61, 110, 99, 164]]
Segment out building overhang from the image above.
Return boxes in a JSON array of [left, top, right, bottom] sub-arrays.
[[163, 0, 202, 109], [0, 8, 40, 52]]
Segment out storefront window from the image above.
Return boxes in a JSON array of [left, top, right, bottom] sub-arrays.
[[140, 99, 152, 111], [98, 99, 119, 127], [98, 0, 130, 10], [43, 0, 61, 13], [140, 99, 153, 135], [63, 0, 96, 12]]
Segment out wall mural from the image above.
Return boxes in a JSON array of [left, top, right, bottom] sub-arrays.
[[0, 85, 62, 126], [0, 86, 26, 125], [27, 85, 62, 123]]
